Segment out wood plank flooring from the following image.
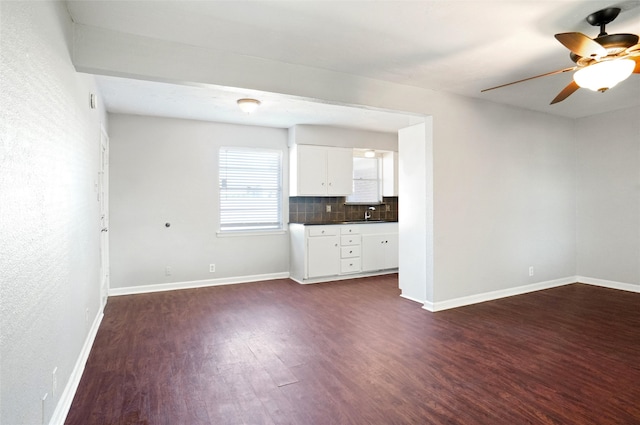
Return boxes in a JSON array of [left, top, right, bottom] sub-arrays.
[[65, 276, 640, 424]]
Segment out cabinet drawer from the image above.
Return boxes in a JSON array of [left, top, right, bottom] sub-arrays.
[[308, 226, 339, 237], [341, 258, 361, 274], [341, 245, 361, 258], [340, 235, 361, 246], [340, 225, 360, 235]]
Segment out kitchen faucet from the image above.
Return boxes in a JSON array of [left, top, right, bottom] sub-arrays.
[[364, 206, 376, 221]]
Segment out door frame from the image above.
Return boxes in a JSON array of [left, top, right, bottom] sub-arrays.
[[99, 126, 110, 309]]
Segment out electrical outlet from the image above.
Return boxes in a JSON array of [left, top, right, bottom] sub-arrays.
[[529, 266, 534, 276], [52, 367, 57, 397], [325, 205, 331, 212], [165, 266, 172, 276], [386, 204, 390, 212], [209, 264, 216, 273]]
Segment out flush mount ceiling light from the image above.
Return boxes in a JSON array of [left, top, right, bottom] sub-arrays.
[[364, 150, 376, 158], [573, 59, 635, 92], [237, 98, 261, 114]]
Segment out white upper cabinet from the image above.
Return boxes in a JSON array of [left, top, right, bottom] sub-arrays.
[[326, 147, 353, 195], [295, 145, 327, 195], [290, 145, 353, 196], [382, 151, 398, 197]]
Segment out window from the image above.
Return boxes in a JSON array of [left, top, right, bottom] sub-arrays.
[[346, 156, 382, 204], [219, 147, 282, 232]]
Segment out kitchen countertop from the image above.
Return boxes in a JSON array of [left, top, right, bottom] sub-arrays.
[[292, 220, 398, 226]]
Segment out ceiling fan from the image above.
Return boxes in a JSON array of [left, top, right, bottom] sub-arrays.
[[482, 7, 640, 104]]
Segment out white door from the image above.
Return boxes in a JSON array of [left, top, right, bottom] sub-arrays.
[[99, 129, 110, 309]]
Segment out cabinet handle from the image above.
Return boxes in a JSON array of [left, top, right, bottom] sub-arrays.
[[349, 250, 353, 254]]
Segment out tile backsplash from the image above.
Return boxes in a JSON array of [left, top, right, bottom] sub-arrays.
[[289, 197, 398, 224]]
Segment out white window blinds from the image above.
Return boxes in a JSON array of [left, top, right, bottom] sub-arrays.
[[347, 157, 381, 204], [219, 148, 282, 232]]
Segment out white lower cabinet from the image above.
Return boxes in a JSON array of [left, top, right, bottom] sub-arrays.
[[308, 234, 340, 278], [362, 233, 399, 272], [289, 222, 398, 284]]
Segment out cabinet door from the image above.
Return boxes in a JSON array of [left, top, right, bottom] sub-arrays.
[[297, 145, 328, 195], [307, 236, 340, 278], [384, 232, 399, 269], [361, 234, 386, 272], [326, 148, 353, 195], [362, 233, 398, 271]]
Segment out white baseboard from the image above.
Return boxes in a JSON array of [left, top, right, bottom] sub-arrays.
[[424, 276, 576, 312], [49, 309, 104, 425], [400, 293, 426, 305], [290, 270, 398, 285], [109, 272, 290, 296], [576, 276, 640, 293]]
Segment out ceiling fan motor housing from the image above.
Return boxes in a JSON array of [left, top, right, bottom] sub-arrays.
[[570, 34, 639, 65]]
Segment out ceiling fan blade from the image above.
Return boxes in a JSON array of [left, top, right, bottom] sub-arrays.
[[481, 67, 575, 92], [555, 32, 607, 58], [550, 81, 580, 105], [626, 43, 640, 54], [633, 56, 640, 74]]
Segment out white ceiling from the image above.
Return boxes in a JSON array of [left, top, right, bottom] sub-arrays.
[[93, 75, 425, 132], [68, 0, 640, 130]]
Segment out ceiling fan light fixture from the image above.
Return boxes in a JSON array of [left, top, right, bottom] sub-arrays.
[[573, 59, 635, 92], [237, 98, 261, 114]]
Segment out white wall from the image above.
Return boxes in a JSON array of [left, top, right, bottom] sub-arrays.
[[0, 2, 107, 424], [398, 122, 432, 304], [433, 96, 577, 303], [576, 106, 640, 287], [108, 114, 290, 290], [288, 124, 398, 150]]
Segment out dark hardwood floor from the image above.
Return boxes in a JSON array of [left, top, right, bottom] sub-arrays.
[[66, 276, 640, 425]]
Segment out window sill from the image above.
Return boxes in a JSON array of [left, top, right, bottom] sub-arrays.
[[216, 229, 288, 238]]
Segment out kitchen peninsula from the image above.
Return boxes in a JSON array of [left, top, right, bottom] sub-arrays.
[[289, 220, 398, 284]]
